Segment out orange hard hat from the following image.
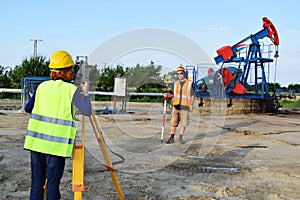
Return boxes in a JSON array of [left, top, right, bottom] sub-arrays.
[[176, 66, 185, 73]]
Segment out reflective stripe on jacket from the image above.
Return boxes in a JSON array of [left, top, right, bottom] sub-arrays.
[[24, 80, 78, 157], [172, 79, 193, 106]]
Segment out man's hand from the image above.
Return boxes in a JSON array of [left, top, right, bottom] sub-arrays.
[[164, 93, 173, 99], [189, 105, 193, 113]]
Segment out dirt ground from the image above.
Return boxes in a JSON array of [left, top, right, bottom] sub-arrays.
[[0, 99, 300, 200]]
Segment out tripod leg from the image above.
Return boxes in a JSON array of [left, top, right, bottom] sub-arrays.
[[72, 115, 88, 199], [89, 111, 124, 200], [43, 179, 47, 199]]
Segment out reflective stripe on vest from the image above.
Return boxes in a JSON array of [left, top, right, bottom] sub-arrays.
[[173, 79, 192, 106], [27, 130, 74, 145], [24, 80, 77, 157], [30, 113, 77, 128]]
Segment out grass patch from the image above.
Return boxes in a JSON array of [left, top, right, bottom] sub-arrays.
[[279, 98, 300, 108]]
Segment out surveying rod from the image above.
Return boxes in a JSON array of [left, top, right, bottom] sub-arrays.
[[161, 75, 171, 143]]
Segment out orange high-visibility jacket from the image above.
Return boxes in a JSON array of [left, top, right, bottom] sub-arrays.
[[172, 79, 193, 106]]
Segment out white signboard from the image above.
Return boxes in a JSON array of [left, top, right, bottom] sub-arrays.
[[113, 78, 126, 97]]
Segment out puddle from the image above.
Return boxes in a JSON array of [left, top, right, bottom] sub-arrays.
[[180, 153, 240, 173], [237, 145, 268, 148], [200, 166, 240, 173], [181, 154, 205, 159]]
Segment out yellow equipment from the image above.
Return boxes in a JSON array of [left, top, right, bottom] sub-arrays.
[[49, 50, 75, 69], [72, 115, 88, 199]]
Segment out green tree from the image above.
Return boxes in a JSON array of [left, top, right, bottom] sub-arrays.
[[0, 65, 13, 98], [88, 64, 101, 91], [268, 82, 281, 93], [0, 65, 12, 88], [9, 55, 49, 88], [97, 65, 125, 91], [288, 83, 300, 93], [126, 62, 163, 92], [21, 56, 49, 76]]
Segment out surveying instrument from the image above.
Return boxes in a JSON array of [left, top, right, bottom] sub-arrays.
[[72, 56, 124, 200]]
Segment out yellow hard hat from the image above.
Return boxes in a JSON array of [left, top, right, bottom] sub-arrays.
[[49, 50, 74, 69]]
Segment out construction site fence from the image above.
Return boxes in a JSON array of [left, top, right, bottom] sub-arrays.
[[2, 88, 300, 98], [0, 88, 164, 97]]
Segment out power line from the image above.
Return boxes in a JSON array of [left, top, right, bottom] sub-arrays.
[[30, 39, 42, 58]]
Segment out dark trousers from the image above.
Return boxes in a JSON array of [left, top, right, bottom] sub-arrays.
[[30, 151, 65, 200]]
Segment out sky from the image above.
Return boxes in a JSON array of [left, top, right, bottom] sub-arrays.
[[0, 0, 299, 87]]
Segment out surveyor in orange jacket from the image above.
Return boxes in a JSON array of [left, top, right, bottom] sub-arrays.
[[164, 66, 194, 144]]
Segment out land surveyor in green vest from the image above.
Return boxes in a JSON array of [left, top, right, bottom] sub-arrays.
[[24, 50, 92, 200]]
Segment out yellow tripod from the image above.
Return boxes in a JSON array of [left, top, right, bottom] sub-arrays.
[[72, 111, 124, 200]]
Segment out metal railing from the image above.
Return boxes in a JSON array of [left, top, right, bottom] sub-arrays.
[[0, 88, 164, 96]]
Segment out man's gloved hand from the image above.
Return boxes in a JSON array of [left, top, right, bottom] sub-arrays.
[[81, 81, 89, 96], [164, 93, 173, 99]]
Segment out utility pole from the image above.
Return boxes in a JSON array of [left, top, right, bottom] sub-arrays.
[[30, 39, 42, 58]]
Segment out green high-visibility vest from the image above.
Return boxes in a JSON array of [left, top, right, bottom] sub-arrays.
[[24, 80, 78, 157]]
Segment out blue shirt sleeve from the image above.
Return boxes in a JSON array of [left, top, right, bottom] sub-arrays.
[[72, 89, 92, 116], [24, 92, 36, 113]]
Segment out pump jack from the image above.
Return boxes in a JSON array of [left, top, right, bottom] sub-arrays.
[[189, 17, 280, 113]]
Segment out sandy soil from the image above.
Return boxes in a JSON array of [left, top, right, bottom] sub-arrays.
[[0, 99, 300, 200]]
